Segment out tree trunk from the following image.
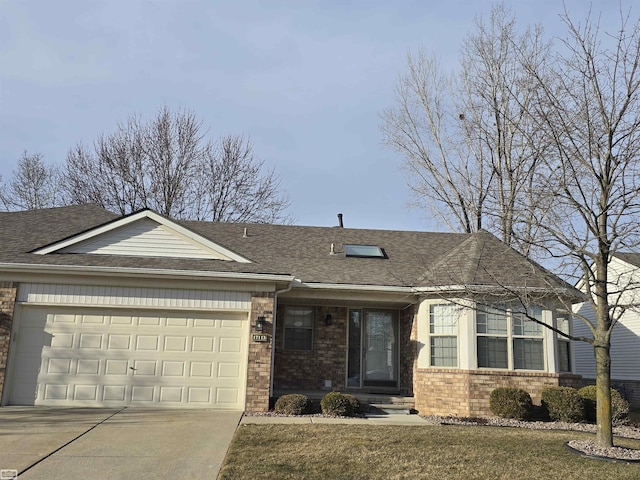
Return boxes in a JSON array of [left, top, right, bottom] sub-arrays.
[[594, 334, 613, 448]]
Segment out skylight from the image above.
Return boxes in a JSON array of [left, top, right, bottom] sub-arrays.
[[344, 244, 386, 258]]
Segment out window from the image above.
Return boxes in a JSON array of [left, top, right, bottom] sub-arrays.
[[476, 304, 545, 370], [476, 305, 508, 368], [283, 307, 314, 351], [557, 315, 571, 372], [512, 307, 544, 370], [344, 244, 386, 258], [429, 304, 458, 367]]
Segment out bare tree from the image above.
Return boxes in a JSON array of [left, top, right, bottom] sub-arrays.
[[521, 7, 640, 448], [385, 3, 640, 449], [381, 4, 552, 256], [194, 134, 291, 223], [0, 151, 62, 211], [63, 106, 291, 222]]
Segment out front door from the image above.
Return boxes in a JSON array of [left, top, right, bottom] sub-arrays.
[[347, 309, 398, 389]]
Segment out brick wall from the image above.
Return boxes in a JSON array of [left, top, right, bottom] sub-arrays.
[[414, 368, 583, 417], [273, 305, 416, 396], [399, 305, 417, 395], [0, 282, 17, 404], [273, 305, 348, 391], [244, 293, 275, 412]]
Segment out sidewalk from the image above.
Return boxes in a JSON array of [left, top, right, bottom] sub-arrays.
[[240, 413, 429, 426]]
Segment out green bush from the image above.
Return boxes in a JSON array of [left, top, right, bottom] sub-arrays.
[[274, 394, 311, 415], [541, 386, 585, 423], [489, 388, 533, 420], [343, 394, 362, 415], [578, 385, 630, 426], [320, 392, 355, 417]]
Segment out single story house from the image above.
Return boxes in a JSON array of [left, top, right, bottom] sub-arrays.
[[573, 253, 640, 408], [0, 205, 582, 416]]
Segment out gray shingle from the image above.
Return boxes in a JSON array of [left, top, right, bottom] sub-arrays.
[[0, 205, 575, 292]]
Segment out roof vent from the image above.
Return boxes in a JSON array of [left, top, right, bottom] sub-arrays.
[[337, 213, 344, 228], [330, 243, 336, 255], [243, 227, 248, 238]]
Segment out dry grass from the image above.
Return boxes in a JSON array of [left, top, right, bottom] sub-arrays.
[[218, 424, 640, 479]]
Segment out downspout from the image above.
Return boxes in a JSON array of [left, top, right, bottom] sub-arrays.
[[269, 281, 294, 397]]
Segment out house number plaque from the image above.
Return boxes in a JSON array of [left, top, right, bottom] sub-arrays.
[[252, 334, 269, 342]]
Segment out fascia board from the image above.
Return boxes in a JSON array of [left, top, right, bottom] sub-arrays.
[[0, 262, 293, 284], [292, 280, 416, 294], [414, 284, 585, 301]]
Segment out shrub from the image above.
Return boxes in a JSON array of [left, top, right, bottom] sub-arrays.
[[578, 385, 630, 426], [320, 392, 355, 417], [489, 388, 533, 420], [274, 394, 311, 415], [541, 386, 584, 423], [343, 394, 362, 415]]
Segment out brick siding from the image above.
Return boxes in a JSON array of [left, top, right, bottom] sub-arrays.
[[273, 304, 416, 395], [399, 305, 418, 395], [244, 293, 275, 412], [414, 368, 582, 417], [0, 282, 17, 404], [274, 305, 348, 391]]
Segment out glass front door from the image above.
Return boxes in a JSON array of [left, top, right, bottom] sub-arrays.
[[348, 309, 398, 389]]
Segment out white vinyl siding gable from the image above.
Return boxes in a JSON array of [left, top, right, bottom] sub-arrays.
[[58, 218, 234, 260], [573, 256, 640, 381]]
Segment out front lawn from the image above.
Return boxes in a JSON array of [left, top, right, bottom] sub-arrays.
[[218, 424, 640, 479]]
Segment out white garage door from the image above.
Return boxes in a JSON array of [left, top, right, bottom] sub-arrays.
[[8, 306, 248, 408]]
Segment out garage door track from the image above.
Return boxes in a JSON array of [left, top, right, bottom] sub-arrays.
[[0, 407, 242, 479]]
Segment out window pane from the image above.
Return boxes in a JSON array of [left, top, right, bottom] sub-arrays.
[[558, 341, 571, 372], [513, 316, 543, 336], [284, 328, 313, 350], [513, 338, 544, 370], [477, 307, 507, 335], [557, 317, 570, 337], [477, 337, 508, 368], [285, 307, 314, 328], [347, 310, 362, 386], [431, 336, 457, 367], [284, 307, 313, 350], [344, 244, 385, 258], [430, 304, 457, 334]]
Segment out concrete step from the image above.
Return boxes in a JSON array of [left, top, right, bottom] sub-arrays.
[[369, 404, 413, 415]]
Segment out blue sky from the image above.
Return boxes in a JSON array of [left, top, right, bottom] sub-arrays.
[[0, 0, 627, 230]]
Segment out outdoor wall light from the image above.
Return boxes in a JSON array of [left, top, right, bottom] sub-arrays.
[[325, 314, 333, 326], [255, 316, 266, 332]]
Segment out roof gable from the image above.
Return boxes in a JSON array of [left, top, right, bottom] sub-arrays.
[[419, 229, 577, 293], [32, 210, 252, 263]]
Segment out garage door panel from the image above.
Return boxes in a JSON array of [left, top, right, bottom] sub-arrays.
[[8, 306, 248, 408]]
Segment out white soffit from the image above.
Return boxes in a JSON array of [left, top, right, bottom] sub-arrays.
[[32, 210, 251, 263]]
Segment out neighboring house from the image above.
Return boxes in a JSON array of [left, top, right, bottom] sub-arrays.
[[0, 205, 583, 416], [573, 253, 640, 408]]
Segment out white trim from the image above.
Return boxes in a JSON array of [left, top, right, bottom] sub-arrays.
[[17, 283, 252, 310], [0, 262, 294, 284], [31, 209, 252, 264], [414, 284, 579, 297], [292, 280, 415, 294]]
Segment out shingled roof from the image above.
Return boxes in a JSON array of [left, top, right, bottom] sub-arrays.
[[0, 205, 576, 293]]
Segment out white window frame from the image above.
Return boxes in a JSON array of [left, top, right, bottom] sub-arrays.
[[476, 304, 546, 371], [556, 314, 572, 372], [428, 303, 459, 367], [283, 306, 314, 351]]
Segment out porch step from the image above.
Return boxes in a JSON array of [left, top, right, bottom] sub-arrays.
[[369, 403, 413, 415]]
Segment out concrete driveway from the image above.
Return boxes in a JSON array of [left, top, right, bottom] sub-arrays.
[[0, 407, 242, 479]]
